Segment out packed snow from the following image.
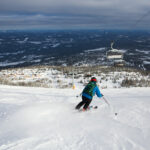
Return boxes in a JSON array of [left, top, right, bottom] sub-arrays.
[[0, 85, 150, 150]]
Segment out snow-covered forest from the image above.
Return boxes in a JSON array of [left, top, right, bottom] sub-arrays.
[[0, 66, 150, 89]]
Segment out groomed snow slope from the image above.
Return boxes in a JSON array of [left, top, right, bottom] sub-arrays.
[[0, 85, 150, 150]]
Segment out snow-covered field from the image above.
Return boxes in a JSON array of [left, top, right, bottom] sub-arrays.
[[0, 85, 150, 150]]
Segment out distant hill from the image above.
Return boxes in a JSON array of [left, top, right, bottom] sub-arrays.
[[0, 30, 150, 70]]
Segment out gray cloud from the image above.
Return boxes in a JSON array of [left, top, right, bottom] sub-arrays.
[[0, 0, 150, 30]]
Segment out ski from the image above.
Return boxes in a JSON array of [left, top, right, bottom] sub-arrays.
[[89, 105, 98, 109], [78, 105, 98, 112]]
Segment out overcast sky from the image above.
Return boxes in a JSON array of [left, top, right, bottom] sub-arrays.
[[0, 0, 150, 30]]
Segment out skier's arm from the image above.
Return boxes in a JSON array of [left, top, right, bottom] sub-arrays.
[[77, 89, 84, 97], [76, 92, 82, 97], [95, 86, 103, 98]]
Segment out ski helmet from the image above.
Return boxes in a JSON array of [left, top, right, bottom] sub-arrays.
[[91, 77, 97, 82]]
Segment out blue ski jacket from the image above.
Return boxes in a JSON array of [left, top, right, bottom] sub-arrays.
[[82, 86, 103, 100]]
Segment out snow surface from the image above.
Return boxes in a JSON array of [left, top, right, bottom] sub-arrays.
[[0, 85, 150, 150], [84, 48, 106, 52], [143, 61, 150, 65], [0, 61, 26, 67]]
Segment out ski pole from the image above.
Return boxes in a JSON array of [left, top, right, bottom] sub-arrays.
[[102, 96, 110, 106], [102, 96, 118, 116]]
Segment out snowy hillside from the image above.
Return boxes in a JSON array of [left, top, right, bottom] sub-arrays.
[[0, 85, 150, 150], [0, 66, 150, 88]]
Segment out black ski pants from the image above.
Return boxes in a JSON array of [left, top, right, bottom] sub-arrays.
[[75, 96, 92, 110]]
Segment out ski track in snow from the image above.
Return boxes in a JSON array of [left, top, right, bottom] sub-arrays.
[[0, 85, 150, 150]]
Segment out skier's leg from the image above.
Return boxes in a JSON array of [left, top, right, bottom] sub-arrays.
[[75, 101, 85, 109], [83, 98, 92, 110], [75, 96, 87, 109]]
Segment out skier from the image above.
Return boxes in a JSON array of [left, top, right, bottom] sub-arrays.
[[75, 77, 103, 111]]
